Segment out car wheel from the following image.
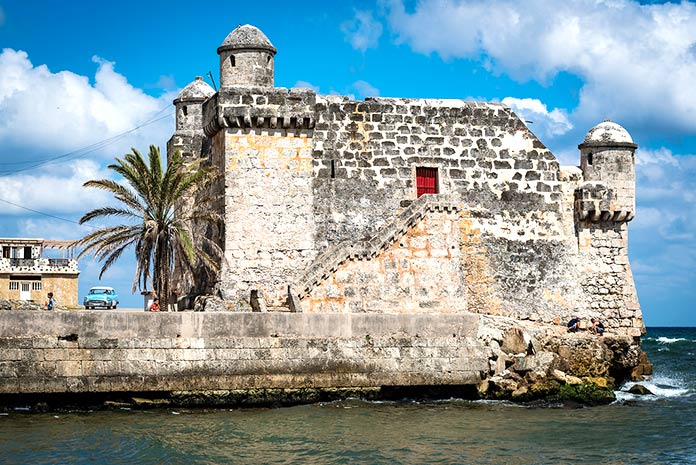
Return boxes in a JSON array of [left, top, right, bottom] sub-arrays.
[[113, 303, 118, 309]]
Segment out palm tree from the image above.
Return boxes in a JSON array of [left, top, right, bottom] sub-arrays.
[[77, 145, 223, 310]]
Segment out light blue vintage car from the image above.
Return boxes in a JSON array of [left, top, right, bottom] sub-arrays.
[[83, 286, 119, 309]]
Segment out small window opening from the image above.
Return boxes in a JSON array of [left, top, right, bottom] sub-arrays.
[[230, 55, 236, 67], [182, 105, 188, 116], [330, 160, 336, 179], [266, 55, 271, 65], [23, 246, 32, 259], [2, 246, 9, 258], [416, 167, 439, 197], [9, 282, 18, 291], [587, 153, 593, 165]]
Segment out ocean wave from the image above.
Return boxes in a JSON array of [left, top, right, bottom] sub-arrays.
[[616, 375, 690, 402], [655, 337, 688, 344]]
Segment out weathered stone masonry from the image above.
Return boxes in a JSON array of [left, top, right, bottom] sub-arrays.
[[0, 311, 485, 395], [0, 25, 650, 402], [168, 25, 644, 338]]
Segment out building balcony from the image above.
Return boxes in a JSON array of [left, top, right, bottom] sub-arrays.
[[0, 257, 79, 274]]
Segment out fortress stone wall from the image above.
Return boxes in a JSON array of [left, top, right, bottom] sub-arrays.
[[168, 25, 643, 338], [0, 25, 651, 404]]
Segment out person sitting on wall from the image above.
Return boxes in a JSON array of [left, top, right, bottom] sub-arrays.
[[567, 316, 581, 332], [590, 318, 605, 336], [149, 297, 161, 312], [45, 292, 56, 311]]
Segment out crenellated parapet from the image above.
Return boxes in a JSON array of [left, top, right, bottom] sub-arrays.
[[202, 87, 316, 136], [574, 182, 634, 222]]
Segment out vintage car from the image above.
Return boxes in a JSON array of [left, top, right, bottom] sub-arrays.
[[83, 286, 119, 309]]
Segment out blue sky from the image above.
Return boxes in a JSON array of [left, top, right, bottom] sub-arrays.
[[0, 0, 694, 325]]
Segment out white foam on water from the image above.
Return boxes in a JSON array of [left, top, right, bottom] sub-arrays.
[[617, 374, 690, 402], [656, 337, 687, 344]]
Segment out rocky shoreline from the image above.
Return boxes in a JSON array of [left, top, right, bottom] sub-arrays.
[[475, 316, 653, 405]]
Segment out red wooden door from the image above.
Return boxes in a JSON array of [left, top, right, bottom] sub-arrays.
[[416, 167, 438, 197]]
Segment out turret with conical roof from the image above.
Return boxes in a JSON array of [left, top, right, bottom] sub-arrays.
[[576, 120, 637, 222], [168, 76, 215, 164], [218, 24, 276, 88], [174, 76, 215, 132]]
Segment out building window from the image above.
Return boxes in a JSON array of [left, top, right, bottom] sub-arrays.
[[587, 153, 593, 165], [230, 55, 236, 67], [2, 246, 9, 258], [32, 282, 42, 291], [416, 167, 439, 197], [9, 282, 18, 291]]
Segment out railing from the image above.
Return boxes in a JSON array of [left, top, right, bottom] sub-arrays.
[[0, 257, 78, 273], [291, 195, 460, 301], [9, 258, 35, 267]]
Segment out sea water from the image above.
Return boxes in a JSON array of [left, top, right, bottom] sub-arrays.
[[1, 327, 694, 465]]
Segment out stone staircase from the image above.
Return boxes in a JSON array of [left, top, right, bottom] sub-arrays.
[[286, 195, 460, 311]]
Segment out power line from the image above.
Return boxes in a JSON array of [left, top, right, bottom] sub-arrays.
[[0, 109, 173, 176], [0, 196, 93, 228], [0, 104, 176, 228]]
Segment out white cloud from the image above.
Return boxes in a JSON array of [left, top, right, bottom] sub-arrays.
[[383, 0, 696, 134], [18, 218, 86, 242], [352, 80, 380, 98], [0, 49, 175, 161], [297, 80, 380, 100], [502, 97, 572, 138], [0, 159, 113, 216], [294, 80, 320, 92], [629, 148, 696, 301], [341, 10, 384, 52]]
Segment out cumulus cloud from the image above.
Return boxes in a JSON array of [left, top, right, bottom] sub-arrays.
[[0, 47, 177, 238], [341, 10, 383, 52], [502, 97, 572, 139], [0, 49, 175, 161], [295, 79, 380, 100], [294, 80, 321, 92], [630, 148, 696, 303], [382, 0, 696, 135], [352, 80, 380, 98], [0, 159, 114, 216]]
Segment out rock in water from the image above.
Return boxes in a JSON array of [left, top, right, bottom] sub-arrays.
[[627, 384, 653, 396]]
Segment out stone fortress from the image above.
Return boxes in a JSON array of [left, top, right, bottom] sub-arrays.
[[168, 25, 643, 338], [0, 24, 650, 405]]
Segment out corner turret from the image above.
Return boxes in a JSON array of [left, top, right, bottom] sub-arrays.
[[576, 120, 637, 222], [168, 76, 214, 162], [174, 76, 215, 133], [217, 24, 276, 88]]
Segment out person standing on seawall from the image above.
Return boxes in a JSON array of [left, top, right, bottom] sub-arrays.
[[45, 292, 56, 311]]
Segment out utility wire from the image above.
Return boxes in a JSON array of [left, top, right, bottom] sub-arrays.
[[0, 108, 173, 176], [0, 196, 93, 228], [0, 105, 175, 227]]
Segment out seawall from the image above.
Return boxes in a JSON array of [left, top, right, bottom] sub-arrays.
[[0, 311, 488, 395]]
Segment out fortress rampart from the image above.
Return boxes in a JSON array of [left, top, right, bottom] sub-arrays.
[[0, 25, 650, 406], [168, 25, 643, 339]]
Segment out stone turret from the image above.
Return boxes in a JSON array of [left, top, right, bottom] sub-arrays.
[[576, 120, 637, 222], [217, 24, 276, 88], [167, 76, 214, 161], [174, 76, 214, 133]]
